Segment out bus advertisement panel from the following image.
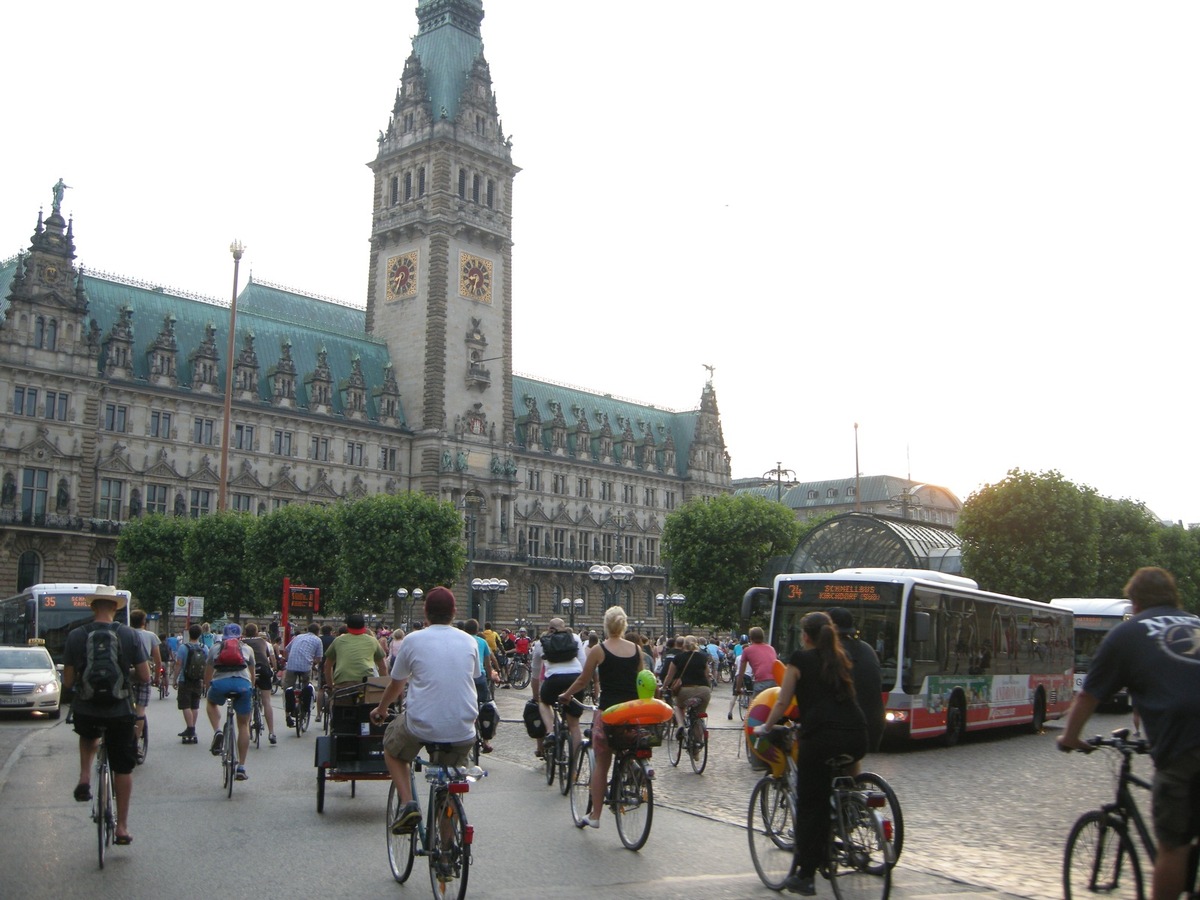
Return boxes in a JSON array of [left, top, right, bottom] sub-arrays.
[[756, 569, 1074, 745], [0, 583, 132, 664]]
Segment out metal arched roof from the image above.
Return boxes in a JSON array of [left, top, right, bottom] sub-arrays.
[[787, 513, 962, 574]]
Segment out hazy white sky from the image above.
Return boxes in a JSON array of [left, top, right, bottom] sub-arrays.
[[3, 2, 1198, 524]]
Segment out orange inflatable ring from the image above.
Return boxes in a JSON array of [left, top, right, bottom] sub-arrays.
[[601, 697, 674, 726]]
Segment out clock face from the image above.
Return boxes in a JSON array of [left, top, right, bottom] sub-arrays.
[[385, 251, 418, 302], [458, 252, 493, 303]]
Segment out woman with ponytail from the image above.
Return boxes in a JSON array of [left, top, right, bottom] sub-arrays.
[[753, 611, 868, 895]]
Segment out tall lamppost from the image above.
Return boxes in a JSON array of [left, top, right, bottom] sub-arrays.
[[656, 592, 686, 637], [472, 577, 508, 625], [217, 239, 244, 512], [396, 587, 423, 630], [589, 563, 634, 610], [560, 596, 584, 628], [763, 461, 797, 505]]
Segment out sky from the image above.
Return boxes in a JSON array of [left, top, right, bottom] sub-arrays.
[[2, 2, 1198, 524]]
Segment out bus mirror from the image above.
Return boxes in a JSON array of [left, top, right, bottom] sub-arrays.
[[740, 586, 770, 622], [912, 611, 931, 643]]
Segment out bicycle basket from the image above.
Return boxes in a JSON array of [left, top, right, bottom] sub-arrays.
[[607, 724, 653, 753]]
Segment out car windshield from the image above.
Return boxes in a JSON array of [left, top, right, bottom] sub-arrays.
[[0, 648, 53, 669]]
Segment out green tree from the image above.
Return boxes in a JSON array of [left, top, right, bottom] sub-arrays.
[[243, 504, 342, 614], [115, 514, 193, 615], [177, 512, 256, 619], [958, 469, 1101, 600], [335, 494, 465, 619], [1155, 524, 1200, 613], [1095, 498, 1161, 597], [661, 494, 802, 631]]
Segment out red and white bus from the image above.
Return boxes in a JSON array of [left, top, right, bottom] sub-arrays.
[[742, 568, 1074, 745]]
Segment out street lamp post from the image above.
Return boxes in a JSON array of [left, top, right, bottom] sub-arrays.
[[217, 239, 244, 512], [655, 592, 686, 637], [395, 587, 424, 630], [763, 461, 797, 505], [560, 596, 584, 628], [471, 577, 508, 625], [589, 563, 634, 610]]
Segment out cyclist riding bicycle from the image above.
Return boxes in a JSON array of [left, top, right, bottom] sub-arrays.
[[531, 617, 587, 758], [371, 586, 480, 835], [281, 622, 323, 727], [242, 622, 278, 745], [663, 635, 712, 748], [1058, 566, 1200, 900], [204, 623, 256, 782], [754, 611, 867, 896]]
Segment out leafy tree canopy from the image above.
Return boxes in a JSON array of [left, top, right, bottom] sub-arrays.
[[177, 512, 255, 619], [115, 514, 192, 616], [243, 503, 342, 612], [662, 494, 802, 631]]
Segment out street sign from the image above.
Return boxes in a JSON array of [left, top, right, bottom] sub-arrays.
[[173, 595, 204, 616]]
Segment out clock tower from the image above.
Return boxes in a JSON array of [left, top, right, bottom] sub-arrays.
[[365, 0, 517, 464]]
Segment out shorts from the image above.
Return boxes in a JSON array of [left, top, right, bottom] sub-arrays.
[[254, 664, 273, 691], [73, 712, 137, 775], [675, 684, 712, 716], [1152, 744, 1200, 849], [207, 677, 253, 716], [131, 680, 151, 709], [176, 680, 203, 710], [382, 711, 473, 766], [539, 673, 584, 718], [590, 709, 615, 754], [753, 679, 778, 694], [283, 670, 311, 691]]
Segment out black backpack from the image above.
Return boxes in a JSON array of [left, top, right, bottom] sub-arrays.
[[77, 623, 130, 705], [182, 642, 207, 683], [540, 631, 577, 663]]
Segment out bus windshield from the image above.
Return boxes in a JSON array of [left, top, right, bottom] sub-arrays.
[[770, 577, 904, 687]]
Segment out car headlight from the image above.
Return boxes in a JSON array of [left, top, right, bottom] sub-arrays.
[[35, 680, 59, 695]]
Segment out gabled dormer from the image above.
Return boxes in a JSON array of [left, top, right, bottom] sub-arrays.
[[233, 331, 260, 399], [268, 339, 298, 408], [305, 347, 334, 413], [372, 363, 402, 423], [189, 323, 220, 392], [146, 315, 179, 387], [340, 355, 367, 420], [102, 306, 135, 380]]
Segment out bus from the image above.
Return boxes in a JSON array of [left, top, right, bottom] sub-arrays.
[[0, 583, 132, 664], [1048, 597, 1132, 711], [742, 568, 1074, 745]]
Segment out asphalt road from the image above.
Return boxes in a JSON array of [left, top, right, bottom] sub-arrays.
[[0, 684, 1141, 899]]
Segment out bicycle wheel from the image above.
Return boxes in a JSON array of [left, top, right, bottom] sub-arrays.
[[748, 776, 794, 890], [95, 754, 111, 869], [1064, 811, 1143, 900], [135, 716, 149, 765], [386, 783, 417, 883], [689, 718, 708, 774], [428, 791, 470, 900], [223, 719, 235, 798], [719, 664, 732, 683], [737, 690, 751, 721], [668, 722, 683, 767], [557, 733, 573, 796], [509, 661, 530, 690], [828, 793, 892, 900], [250, 697, 262, 749], [544, 732, 557, 786], [613, 756, 653, 851], [855, 773, 903, 865], [570, 742, 593, 826]]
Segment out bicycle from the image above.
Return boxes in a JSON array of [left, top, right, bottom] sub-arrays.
[[717, 655, 734, 683], [1063, 727, 1199, 900], [91, 725, 116, 869], [747, 723, 893, 898], [543, 700, 572, 795], [504, 651, 530, 690], [668, 696, 708, 774], [134, 712, 149, 765], [387, 747, 485, 900], [157, 665, 170, 700], [288, 678, 314, 737], [218, 697, 238, 798], [569, 716, 656, 851], [249, 687, 264, 750], [854, 770, 904, 866]]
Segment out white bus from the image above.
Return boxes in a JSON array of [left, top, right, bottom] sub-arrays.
[[1048, 597, 1132, 711], [743, 568, 1074, 745], [0, 583, 132, 664]]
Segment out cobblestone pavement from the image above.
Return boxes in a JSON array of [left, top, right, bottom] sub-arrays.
[[487, 679, 1141, 899]]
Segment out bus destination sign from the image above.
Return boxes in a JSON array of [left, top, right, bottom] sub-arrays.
[[782, 581, 887, 604]]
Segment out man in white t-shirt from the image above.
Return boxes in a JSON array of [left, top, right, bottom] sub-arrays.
[[531, 617, 587, 754], [372, 587, 480, 834]]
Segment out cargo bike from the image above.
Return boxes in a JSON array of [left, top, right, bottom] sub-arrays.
[[314, 678, 392, 813]]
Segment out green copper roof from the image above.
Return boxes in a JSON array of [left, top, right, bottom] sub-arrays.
[[513, 375, 696, 478], [80, 274, 403, 424], [413, 0, 485, 121]]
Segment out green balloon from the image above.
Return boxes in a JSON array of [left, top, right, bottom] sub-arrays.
[[636, 669, 657, 700]]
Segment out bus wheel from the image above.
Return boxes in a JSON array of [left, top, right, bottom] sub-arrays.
[[943, 694, 966, 747], [1030, 690, 1046, 734]]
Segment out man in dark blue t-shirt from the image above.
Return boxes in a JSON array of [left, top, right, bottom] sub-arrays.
[[1058, 566, 1200, 900]]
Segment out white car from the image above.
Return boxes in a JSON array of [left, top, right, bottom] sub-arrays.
[[0, 646, 61, 718]]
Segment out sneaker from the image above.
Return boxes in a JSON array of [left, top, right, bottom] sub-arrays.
[[210, 732, 224, 755], [577, 816, 600, 829], [235, 765, 248, 781], [390, 800, 421, 834], [286, 715, 295, 728], [178, 729, 189, 737], [783, 874, 816, 896], [268, 734, 277, 745]]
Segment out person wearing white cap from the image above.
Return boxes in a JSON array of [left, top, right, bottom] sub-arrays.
[[61, 585, 151, 846]]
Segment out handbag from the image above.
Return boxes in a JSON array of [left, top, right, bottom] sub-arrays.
[[669, 651, 696, 692]]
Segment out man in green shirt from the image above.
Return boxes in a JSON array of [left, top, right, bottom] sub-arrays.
[[323, 612, 386, 689]]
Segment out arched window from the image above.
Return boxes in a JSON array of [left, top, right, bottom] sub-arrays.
[[826, 488, 838, 498], [96, 557, 116, 585], [46, 319, 57, 350], [807, 490, 818, 500], [34, 317, 44, 348], [16, 550, 41, 591]]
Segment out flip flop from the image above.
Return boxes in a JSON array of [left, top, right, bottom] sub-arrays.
[[114, 834, 133, 845]]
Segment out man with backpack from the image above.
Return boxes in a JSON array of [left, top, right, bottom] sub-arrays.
[[530, 617, 587, 759], [172, 623, 207, 743], [203, 623, 255, 782], [61, 585, 150, 846]]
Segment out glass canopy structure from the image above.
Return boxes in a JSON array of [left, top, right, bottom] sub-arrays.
[[786, 513, 963, 574]]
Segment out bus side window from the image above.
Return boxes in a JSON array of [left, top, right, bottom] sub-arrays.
[[911, 611, 931, 644]]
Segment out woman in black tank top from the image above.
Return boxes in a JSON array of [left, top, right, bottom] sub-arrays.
[[557, 605, 643, 829]]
